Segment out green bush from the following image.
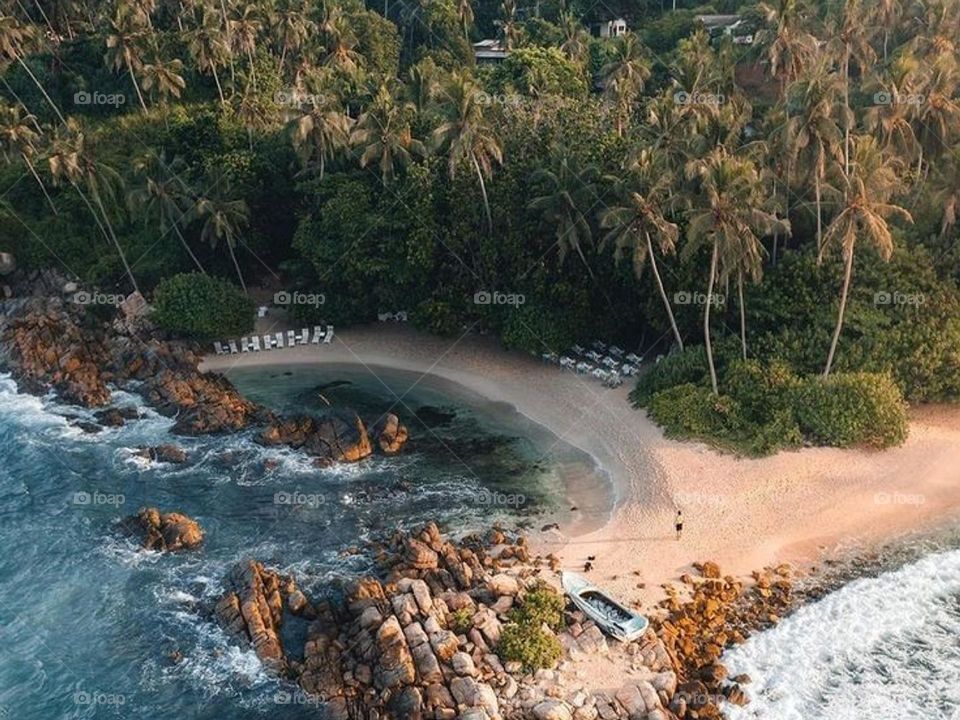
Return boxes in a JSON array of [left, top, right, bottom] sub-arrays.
[[508, 583, 566, 631], [630, 347, 709, 407], [497, 623, 563, 671], [792, 372, 909, 448], [152, 273, 254, 340], [448, 608, 474, 635]]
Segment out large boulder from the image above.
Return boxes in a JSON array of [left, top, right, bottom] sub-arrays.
[[257, 410, 373, 464], [126, 507, 203, 551], [373, 413, 409, 455], [135, 444, 188, 464]]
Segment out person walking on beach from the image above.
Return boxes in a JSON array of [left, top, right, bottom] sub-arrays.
[[675, 510, 684, 541]]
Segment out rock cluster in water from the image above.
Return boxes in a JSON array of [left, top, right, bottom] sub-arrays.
[[0, 272, 408, 465], [123, 507, 204, 552]]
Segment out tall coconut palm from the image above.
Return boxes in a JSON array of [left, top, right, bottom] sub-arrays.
[[457, 0, 473, 43], [871, 0, 903, 61], [558, 11, 590, 66], [289, 85, 352, 179], [929, 143, 960, 238], [910, 62, 960, 176], [431, 72, 502, 235], [0, 101, 57, 214], [0, 13, 67, 125], [527, 153, 601, 277], [46, 119, 140, 294], [229, 3, 262, 89], [104, 6, 149, 112], [684, 148, 781, 389], [271, 2, 313, 75], [351, 84, 425, 183], [494, 0, 520, 51], [821, 135, 913, 376], [188, 7, 229, 104], [140, 55, 185, 105], [319, 4, 360, 75], [128, 150, 205, 273], [189, 178, 250, 292], [600, 33, 651, 137], [863, 52, 922, 171], [406, 57, 439, 117], [600, 149, 684, 351]]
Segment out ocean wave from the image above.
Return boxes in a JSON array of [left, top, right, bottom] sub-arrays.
[[724, 548, 960, 720]]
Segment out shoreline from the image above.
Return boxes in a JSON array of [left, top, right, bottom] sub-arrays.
[[202, 324, 960, 606]]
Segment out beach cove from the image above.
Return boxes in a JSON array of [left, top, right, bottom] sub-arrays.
[[203, 324, 960, 606]]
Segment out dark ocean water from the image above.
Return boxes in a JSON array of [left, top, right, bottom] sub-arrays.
[[0, 365, 602, 719]]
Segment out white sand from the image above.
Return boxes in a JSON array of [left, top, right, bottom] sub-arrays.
[[203, 325, 960, 608]]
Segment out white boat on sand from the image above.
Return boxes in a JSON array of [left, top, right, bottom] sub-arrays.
[[561, 571, 649, 642]]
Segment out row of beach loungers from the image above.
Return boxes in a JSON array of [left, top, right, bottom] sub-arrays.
[[213, 325, 334, 355], [542, 340, 642, 388]]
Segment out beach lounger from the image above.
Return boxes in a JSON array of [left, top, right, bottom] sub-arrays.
[[228, 340, 239, 354], [560, 357, 575, 370], [626, 353, 642, 364], [262, 334, 274, 350], [312, 325, 323, 344], [576, 361, 593, 374], [396, 311, 408, 322], [585, 351, 602, 362], [324, 325, 334, 343], [257, 306, 268, 318], [240, 337, 250, 353], [541, 352, 558, 363], [609, 345, 624, 356], [377, 311, 392, 322], [251, 336, 261, 351], [213, 342, 224, 355], [572, 344, 586, 354], [621, 364, 637, 376], [298, 328, 309, 345], [287, 329, 296, 347], [602, 356, 618, 368], [275, 332, 284, 349], [592, 340, 607, 351]]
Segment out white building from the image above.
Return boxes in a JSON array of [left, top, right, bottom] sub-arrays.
[[473, 39, 509, 64], [598, 18, 627, 38]]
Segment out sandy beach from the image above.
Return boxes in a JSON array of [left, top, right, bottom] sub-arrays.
[[202, 324, 960, 607]]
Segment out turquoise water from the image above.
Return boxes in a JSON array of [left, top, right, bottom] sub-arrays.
[[0, 365, 603, 718]]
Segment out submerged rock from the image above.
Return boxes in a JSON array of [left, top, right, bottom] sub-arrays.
[[126, 507, 204, 552], [373, 413, 409, 455], [257, 410, 373, 464], [135, 444, 189, 464]]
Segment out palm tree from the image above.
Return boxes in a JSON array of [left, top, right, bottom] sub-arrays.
[[319, 4, 361, 75], [558, 11, 590, 66], [188, 7, 229, 104], [128, 150, 206, 273], [406, 58, 439, 117], [189, 178, 250, 292], [229, 3, 262, 90], [457, 0, 473, 43], [46, 119, 140, 294], [821, 136, 913, 376], [600, 34, 651, 137], [140, 56, 186, 105], [871, 0, 903, 61], [929, 143, 960, 238], [289, 87, 352, 179], [494, 0, 520, 51], [351, 84, 425, 183], [104, 6, 149, 112], [0, 101, 57, 214], [756, 0, 816, 89], [528, 153, 601, 277], [785, 60, 844, 258], [0, 13, 67, 125], [271, 2, 313, 75], [684, 148, 781, 388], [431, 72, 503, 235], [910, 62, 960, 177], [600, 149, 684, 351]]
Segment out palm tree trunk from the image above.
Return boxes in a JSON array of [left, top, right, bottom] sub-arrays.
[[218, 0, 236, 92], [126, 60, 148, 112], [22, 154, 58, 215], [471, 152, 493, 235], [212, 66, 225, 105], [824, 244, 855, 377], [91, 186, 140, 295], [738, 271, 747, 361], [843, 49, 851, 176], [704, 241, 719, 394], [173, 222, 206, 274], [16, 57, 67, 126], [815, 173, 823, 264], [646, 232, 683, 352], [226, 240, 247, 292]]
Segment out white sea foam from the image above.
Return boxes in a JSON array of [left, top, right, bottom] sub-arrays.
[[724, 549, 960, 720]]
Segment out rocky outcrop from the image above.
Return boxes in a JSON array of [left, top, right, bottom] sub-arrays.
[[258, 411, 374, 465], [94, 406, 141, 427], [214, 560, 303, 673], [135, 445, 189, 464], [374, 413, 409, 455], [126, 507, 204, 551]]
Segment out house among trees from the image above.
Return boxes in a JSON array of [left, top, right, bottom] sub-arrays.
[[695, 14, 754, 44], [473, 39, 510, 64], [596, 18, 628, 38]]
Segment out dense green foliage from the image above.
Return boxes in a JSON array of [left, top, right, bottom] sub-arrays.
[[1, 0, 959, 455], [498, 584, 566, 670], [152, 272, 254, 339]]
